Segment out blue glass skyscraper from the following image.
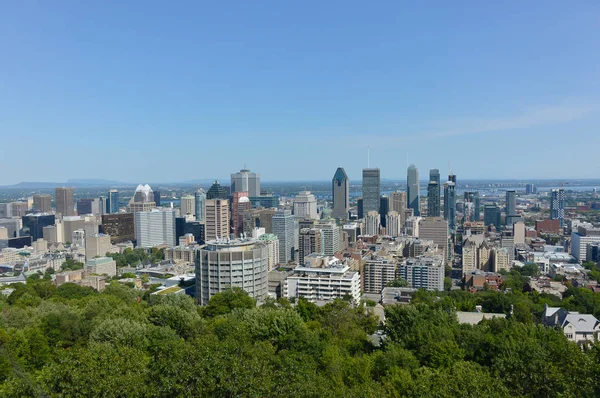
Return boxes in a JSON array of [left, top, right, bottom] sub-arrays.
[[195, 187, 206, 222], [107, 189, 119, 214]]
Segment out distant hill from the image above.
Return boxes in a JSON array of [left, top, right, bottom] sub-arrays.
[[0, 180, 134, 189], [66, 179, 128, 186]]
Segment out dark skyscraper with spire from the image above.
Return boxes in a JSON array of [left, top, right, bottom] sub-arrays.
[[331, 167, 349, 219], [427, 169, 440, 217], [407, 165, 420, 216]]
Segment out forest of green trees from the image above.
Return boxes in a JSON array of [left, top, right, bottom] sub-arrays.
[[1, 273, 600, 397]]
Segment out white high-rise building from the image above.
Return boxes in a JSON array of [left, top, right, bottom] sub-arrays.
[[231, 169, 261, 197], [293, 191, 318, 220], [315, 220, 341, 256], [135, 209, 176, 248], [258, 233, 279, 271], [399, 255, 444, 291], [194, 187, 206, 222], [86, 234, 112, 261], [571, 225, 600, 262], [386, 211, 403, 237], [284, 254, 360, 304], [513, 221, 525, 245], [72, 229, 85, 248], [180, 195, 195, 218], [195, 238, 269, 305], [273, 209, 295, 264], [365, 211, 380, 236]]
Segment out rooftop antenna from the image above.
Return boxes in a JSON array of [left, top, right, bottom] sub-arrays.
[[448, 160, 453, 176]]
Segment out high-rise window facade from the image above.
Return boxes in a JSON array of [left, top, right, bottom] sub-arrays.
[[362, 168, 381, 215]]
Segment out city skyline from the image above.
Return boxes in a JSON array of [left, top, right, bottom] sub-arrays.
[[1, 2, 599, 184]]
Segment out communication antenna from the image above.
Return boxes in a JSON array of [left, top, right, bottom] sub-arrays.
[[448, 161, 453, 176], [367, 147, 370, 168]]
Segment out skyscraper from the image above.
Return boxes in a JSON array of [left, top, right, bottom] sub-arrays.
[[505, 190, 520, 226], [443, 178, 456, 230], [55, 187, 75, 216], [195, 238, 268, 305], [107, 189, 120, 214], [180, 195, 196, 217], [362, 168, 381, 215], [293, 191, 318, 219], [464, 192, 480, 221], [365, 211, 380, 236], [206, 180, 229, 200], [484, 204, 502, 230], [77, 198, 100, 215], [357, 198, 364, 220], [379, 195, 389, 228], [315, 220, 341, 256], [205, 199, 230, 240], [389, 191, 407, 227], [33, 194, 52, 213], [525, 184, 537, 195], [407, 165, 420, 216], [385, 211, 403, 237], [99, 196, 108, 215], [427, 169, 441, 217], [153, 191, 161, 207], [100, 213, 135, 244], [231, 191, 250, 237], [21, 214, 55, 241], [128, 184, 156, 213], [418, 217, 449, 259], [331, 167, 349, 219], [273, 209, 295, 264], [194, 187, 206, 222], [298, 228, 323, 265], [231, 169, 261, 197], [550, 188, 565, 228]]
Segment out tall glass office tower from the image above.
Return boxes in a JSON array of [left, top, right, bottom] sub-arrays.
[[427, 169, 440, 217], [407, 165, 420, 216], [195, 187, 206, 222], [362, 168, 381, 215], [331, 167, 350, 219], [108, 189, 119, 214], [443, 180, 456, 230]]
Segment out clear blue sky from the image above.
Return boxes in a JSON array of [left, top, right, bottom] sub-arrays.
[[1, 1, 599, 184]]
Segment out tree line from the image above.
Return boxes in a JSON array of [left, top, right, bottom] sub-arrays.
[[0, 271, 599, 397]]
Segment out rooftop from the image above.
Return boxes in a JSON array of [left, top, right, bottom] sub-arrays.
[[86, 257, 115, 266]]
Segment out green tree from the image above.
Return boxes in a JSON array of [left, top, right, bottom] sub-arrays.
[[60, 259, 84, 272], [39, 343, 150, 397], [387, 278, 409, 287], [201, 287, 255, 318]]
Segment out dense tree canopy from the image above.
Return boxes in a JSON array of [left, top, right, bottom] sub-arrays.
[[0, 276, 600, 397]]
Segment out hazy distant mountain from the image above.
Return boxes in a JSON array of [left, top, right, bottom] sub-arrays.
[[0, 179, 133, 189], [66, 179, 129, 186], [2, 182, 65, 189]]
